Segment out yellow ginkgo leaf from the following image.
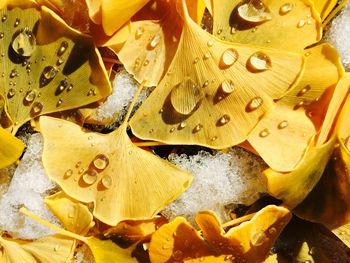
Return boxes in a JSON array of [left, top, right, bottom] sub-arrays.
[[0, 234, 75, 263], [40, 115, 192, 226], [212, 0, 322, 51], [0, 4, 111, 133], [311, 0, 342, 21], [285, 94, 350, 228], [45, 191, 95, 235], [149, 205, 291, 262], [101, 0, 150, 36], [130, 0, 303, 149], [264, 76, 350, 209], [247, 43, 343, 172], [0, 125, 24, 168], [85, 0, 102, 24], [20, 207, 138, 263], [117, 0, 182, 86]]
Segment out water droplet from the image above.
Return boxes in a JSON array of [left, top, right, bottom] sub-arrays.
[[42, 66, 58, 80], [307, 19, 312, 25], [1, 15, 7, 22], [149, 34, 161, 48], [7, 88, 16, 98], [56, 57, 64, 66], [0, 32, 4, 39], [93, 154, 109, 170], [294, 100, 305, 110], [64, 169, 73, 178], [14, 18, 20, 27], [133, 58, 141, 68], [10, 69, 18, 78], [54, 244, 60, 252], [203, 52, 211, 59], [31, 102, 43, 115], [211, 136, 218, 141], [67, 84, 73, 92], [219, 48, 238, 68], [24, 90, 36, 103], [82, 169, 98, 185], [231, 27, 236, 34], [179, 122, 187, 129], [170, 77, 203, 115], [143, 59, 149, 66], [297, 85, 311, 96], [203, 80, 209, 88], [57, 41, 68, 56], [172, 250, 183, 260], [101, 175, 113, 189], [259, 128, 270, 137], [169, 127, 175, 133], [11, 28, 36, 57], [220, 80, 235, 94], [56, 98, 63, 107], [75, 161, 82, 168], [207, 39, 214, 47], [251, 231, 268, 246], [57, 79, 68, 94], [193, 124, 203, 133], [297, 19, 305, 28], [217, 114, 230, 126], [279, 3, 293, 15], [246, 97, 263, 112], [305, 52, 311, 57], [268, 227, 277, 235], [135, 27, 144, 38], [193, 57, 199, 64], [247, 52, 272, 72], [278, 120, 288, 129], [237, 0, 272, 23]]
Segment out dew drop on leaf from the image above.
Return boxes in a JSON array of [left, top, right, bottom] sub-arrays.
[[279, 3, 293, 15], [57, 41, 68, 56], [101, 175, 113, 189], [11, 28, 36, 57], [247, 52, 272, 72], [82, 169, 98, 185], [246, 97, 263, 112], [170, 78, 203, 115], [251, 231, 268, 246], [219, 48, 238, 68], [93, 154, 109, 170], [237, 0, 272, 23]]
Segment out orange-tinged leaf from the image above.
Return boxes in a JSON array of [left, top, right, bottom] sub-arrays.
[[212, 0, 322, 51], [0, 4, 111, 132], [40, 116, 192, 226], [248, 43, 343, 171], [117, 0, 182, 86], [130, 0, 304, 149], [45, 191, 95, 235], [0, 235, 75, 263], [149, 205, 291, 262], [311, 0, 340, 20], [101, 0, 150, 36], [0, 126, 24, 168], [85, 0, 102, 24]]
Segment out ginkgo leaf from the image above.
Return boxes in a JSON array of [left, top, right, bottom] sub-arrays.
[[149, 205, 291, 262], [85, 0, 102, 24], [211, 0, 322, 51], [247, 43, 343, 172], [287, 94, 350, 228], [311, 0, 340, 21], [263, 77, 350, 209], [20, 207, 138, 263], [0, 126, 24, 168], [0, 234, 75, 263], [117, 0, 182, 86], [101, 0, 150, 36], [40, 116, 192, 226], [333, 223, 350, 248], [0, 4, 110, 132], [130, 0, 303, 149], [45, 191, 95, 235]]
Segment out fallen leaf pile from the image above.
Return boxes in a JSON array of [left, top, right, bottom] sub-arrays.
[[0, 0, 350, 262]]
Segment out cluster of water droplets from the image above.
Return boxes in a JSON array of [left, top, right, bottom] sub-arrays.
[[64, 151, 113, 191]]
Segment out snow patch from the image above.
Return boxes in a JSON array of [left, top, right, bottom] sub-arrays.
[[163, 148, 267, 223]]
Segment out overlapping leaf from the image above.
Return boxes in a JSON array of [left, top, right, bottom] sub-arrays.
[[149, 205, 291, 262], [263, 76, 349, 209], [0, 3, 110, 132], [40, 116, 192, 226], [212, 0, 322, 51], [0, 234, 75, 263], [247, 43, 343, 171]]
